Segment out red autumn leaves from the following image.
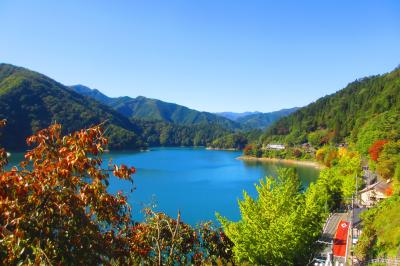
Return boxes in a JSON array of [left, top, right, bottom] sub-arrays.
[[368, 139, 388, 161], [0, 121, 138, 264], [113, 164, 136, 179]]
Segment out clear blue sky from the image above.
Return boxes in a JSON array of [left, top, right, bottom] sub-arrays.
[[1, 1, 399, 112]]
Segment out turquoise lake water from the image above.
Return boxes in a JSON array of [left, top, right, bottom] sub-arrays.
[[8, 147, 319, 225]]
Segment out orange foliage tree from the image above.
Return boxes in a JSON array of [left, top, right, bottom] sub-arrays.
[[368, 140, 388, 161], [0, 121, 138, 264], [243, 144, 254, 156], [0, 121, 235, 265]]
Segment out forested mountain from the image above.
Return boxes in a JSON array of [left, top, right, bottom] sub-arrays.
[[70, 85, 240, 129], [215, 111, 260, 121], [0, 64, 236, 150], [0, 64, 145, 150], [263, 66, 400, 147], [71, 85, 297, 130], [236, 107, 299, 129], [71, 84, 114, 105], [132, 119, 231, 147]]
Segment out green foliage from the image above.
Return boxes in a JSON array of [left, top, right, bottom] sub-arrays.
[[243, 144, 260, 157], [0, 64, 239, 150], [209, 130, 262, 150], [317, 148, 361, 207], [0, 64, 145, 150], [263, 67, 400, 146], [308, 129, 329, 147], [354, 112, 400, 181], [375, 140, 400, 181], [262, 146, 314, 161], [355, 196, 400, 260], [236, 107, 299, 129], [133, 119, 233, 147], [106, 124, 145, 150], [354, 111, 400, 155], [315, 146, 339, 167], [126, 209, 234, 265], [217, 169, 327, 265], [73, 85, 299, 131], [0, 122, 235, 265], [70, 85, 240, 129], [210, 133, 248, 150]]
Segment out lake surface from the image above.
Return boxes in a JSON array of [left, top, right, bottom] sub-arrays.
[[8, 147, 319, 225]]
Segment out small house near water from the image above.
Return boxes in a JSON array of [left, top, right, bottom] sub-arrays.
[[266, 144, 285, 150]]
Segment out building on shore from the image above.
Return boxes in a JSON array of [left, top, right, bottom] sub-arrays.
[[266, 144, 285, 150]]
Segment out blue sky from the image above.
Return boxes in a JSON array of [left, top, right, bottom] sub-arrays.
[[1, 1, 399, 112]]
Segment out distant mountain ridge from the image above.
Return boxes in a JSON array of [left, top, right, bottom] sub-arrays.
[[70, 85, 297, 130], [216, 108, 299, 129], [215, 111, 261, 121], [0, 64, 236, 150], [69, 85, 240, 129]]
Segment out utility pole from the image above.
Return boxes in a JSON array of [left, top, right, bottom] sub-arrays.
[[355, 174, 358, 206], [350, 173, 358, 266], [350, 194, 354, 266]]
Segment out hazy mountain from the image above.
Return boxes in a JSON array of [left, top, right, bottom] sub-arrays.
[[216, 108, 299, 129], [216, 111, 261, 121], [236, 107, 300, 129]]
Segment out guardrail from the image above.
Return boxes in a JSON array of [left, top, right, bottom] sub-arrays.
[[322, 212, 333, 234], [366, 258, 400, 265]]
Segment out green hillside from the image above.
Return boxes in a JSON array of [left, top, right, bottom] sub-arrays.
[[236, 107, 299, 129], [0, 64, 144, 150], [263, 66, 400, 147], [0, 64, 235, 150], [70, 85, 240, 129]]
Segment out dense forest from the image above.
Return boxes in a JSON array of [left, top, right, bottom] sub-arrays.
[[71, 85, 298, 131], [235, 107, 299, 129], [132, 119, 232, 147], [0, 64, 288, 151], [70, 85, 241, 129], [241, 66, 400, 261], [262, 66, 400, 147], [0, 64, 146, 150], [0, 64, 247, 150]]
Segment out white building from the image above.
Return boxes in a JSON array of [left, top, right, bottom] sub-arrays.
[[359, 180, 392, 207], [266, 144, 285, 150]]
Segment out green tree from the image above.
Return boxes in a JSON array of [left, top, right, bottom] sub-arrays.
[[355, 196, 400, 261], [376, 140, 400, 180], [217, 169, 327, 265]]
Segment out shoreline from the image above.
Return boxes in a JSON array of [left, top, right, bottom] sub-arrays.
[[237, 155, 324, 169], [206, 147, 239, 151]]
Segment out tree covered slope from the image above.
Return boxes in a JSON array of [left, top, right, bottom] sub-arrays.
[[263, 66, 400, 146], [0, 64, 144, 150], [70, 85, 240, 129], [236, 107, 299, 129]]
